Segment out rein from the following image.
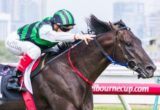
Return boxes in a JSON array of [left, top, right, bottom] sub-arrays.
[[67, 46, 93, 85]]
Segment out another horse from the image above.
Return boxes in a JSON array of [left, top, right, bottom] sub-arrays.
[[0, 15, 156, 110]]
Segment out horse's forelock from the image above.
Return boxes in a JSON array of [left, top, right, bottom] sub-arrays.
[[87, 14, 112, 35]]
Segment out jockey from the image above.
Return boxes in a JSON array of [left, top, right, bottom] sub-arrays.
[[5, 9, 94, 91]]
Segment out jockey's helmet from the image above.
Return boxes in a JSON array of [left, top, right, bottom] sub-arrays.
[[52, 9, 75, 26]]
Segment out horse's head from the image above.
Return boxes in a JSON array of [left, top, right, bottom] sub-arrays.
[[88, 15, 156, 79]]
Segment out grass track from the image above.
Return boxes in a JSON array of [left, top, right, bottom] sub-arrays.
[[94, 104, 153, 110]]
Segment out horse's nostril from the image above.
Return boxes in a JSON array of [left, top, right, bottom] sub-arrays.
[[146, 65, 156, 74], [128, 60, 136, 69]]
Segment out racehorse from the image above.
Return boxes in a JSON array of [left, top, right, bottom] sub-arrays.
[[0, 15, 156, 110]]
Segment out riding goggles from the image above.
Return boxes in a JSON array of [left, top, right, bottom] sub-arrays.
[[59, 25, 74, 32]]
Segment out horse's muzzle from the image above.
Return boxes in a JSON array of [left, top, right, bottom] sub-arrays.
[[145, 64, 156, 77], [128, 60, 156, 78]]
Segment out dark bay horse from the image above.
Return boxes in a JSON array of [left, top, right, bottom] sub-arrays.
[[0, 15, 156, 110]]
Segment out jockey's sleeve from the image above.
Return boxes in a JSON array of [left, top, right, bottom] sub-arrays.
[[39, 24, 75, 42]]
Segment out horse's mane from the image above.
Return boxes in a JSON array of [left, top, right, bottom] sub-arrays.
[[87, 15, 112, 35], [87, 15, 128, 35]]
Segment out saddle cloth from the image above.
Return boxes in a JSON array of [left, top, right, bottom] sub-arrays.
[[0, 59, 42, 101], [0, 64, 22, 100]]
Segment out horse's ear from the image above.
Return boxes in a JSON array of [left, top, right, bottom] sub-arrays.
[[119, 20, 127, 28], [120, 19, 125, 24], [109, 22, 119, 31]]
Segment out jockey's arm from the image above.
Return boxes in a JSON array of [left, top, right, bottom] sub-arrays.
[[39, 24, 76, 42], [39, 24, 95, 44]]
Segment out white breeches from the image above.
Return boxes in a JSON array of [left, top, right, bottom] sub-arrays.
[[5, 32, 41, 59]]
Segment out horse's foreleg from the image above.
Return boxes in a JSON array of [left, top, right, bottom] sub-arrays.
[[82, 93, 93, 110]]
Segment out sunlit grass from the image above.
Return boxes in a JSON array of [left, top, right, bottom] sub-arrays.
[[94, 104, 153, 110]]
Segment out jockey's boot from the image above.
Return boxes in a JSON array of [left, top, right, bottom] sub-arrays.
[[7, 69, 26, 91], [7, 54, 33, 91]]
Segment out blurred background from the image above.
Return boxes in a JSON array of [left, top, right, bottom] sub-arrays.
[[0, 0, 160, 62], [0, 0, 160, 110]]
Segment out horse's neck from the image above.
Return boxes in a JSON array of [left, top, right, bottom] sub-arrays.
[[70, 35, 113, 82]]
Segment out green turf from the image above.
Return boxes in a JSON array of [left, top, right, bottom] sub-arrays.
[[94, 104, 153, 110]]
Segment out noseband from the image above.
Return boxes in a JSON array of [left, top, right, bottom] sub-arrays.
[[94, 30, 129, 68]]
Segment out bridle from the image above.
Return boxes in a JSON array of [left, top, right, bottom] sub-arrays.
[[67, 26, 145, 85], [94, 28, 129, 68], [94, 27, 144, 78]]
